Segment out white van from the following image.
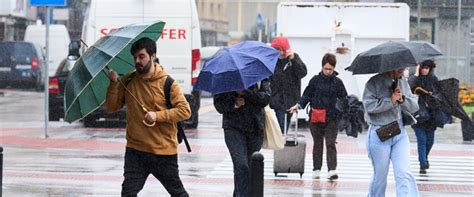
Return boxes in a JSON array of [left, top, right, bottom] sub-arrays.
[[82, 0, 202, 128], [24, 24, 71, 77], [277, 2, 409, 119]]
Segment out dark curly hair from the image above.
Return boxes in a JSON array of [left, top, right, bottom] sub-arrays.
[[420, 59, 436, 68], [130, 37, 156, 57]]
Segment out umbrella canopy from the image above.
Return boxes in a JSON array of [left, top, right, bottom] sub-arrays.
[[427, 78, 472, 122], [194, 41, 279, 95], [64, 21, 165, 123], [345, 41, 442, 74]]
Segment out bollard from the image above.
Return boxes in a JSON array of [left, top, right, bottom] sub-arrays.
[[249, 151, 264, 197], [1, 146, 3, 197]]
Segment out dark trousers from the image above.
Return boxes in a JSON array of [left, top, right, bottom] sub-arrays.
[[275, 109, 293, 134], [310, 121, 338, 171], [413, 127, 435, 167], [224, 128, 263, 197], [121, 147, 188, 197]]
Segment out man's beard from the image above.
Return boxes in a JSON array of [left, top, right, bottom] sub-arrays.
[[135, 59, 152, 75]]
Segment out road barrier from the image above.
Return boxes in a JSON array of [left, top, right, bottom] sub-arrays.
[[249, 151, 264, 197]]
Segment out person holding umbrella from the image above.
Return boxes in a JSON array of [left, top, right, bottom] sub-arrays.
[[106, 37, 191, 196], [346, 41, 443, 196], [289, 53, 348, 180], [213, 81, 271, 197], [269, 36, 307, 133], [194, 41, 278, 196], [363, 68, 419, 196], [409, 59, 446, 174]]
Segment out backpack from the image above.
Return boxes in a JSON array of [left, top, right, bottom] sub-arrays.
[[125, 73, 191, 152], [164, 76, 191, 152]]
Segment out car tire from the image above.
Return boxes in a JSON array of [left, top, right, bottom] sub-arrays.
[[32, 74, 44, 92], [83, 116, 97, 128], [49, 111, 60, 121]]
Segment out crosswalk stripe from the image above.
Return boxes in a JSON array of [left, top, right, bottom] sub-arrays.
[[208, 153, 474, 186]]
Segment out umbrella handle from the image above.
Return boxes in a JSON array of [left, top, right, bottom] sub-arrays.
[[142, 119, 156, 127]]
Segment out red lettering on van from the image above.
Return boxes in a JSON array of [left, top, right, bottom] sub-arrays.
[[178, 29, 186, 39], [100, 28, 117, 36], [169, 29, 176, 39], [100, 28, 186, 39], [161, 28, 186, 39]]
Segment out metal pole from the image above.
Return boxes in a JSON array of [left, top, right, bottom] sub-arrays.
[[249, 152, 264, 197], [1, 146, 3, 197], [265, 18, 270, 43], [416, 0, 421, 40], [457, 0, 462, 83], [44, 7, 51, 138]]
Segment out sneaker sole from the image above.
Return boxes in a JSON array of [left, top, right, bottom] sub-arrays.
[[328, 175, 338, 180]]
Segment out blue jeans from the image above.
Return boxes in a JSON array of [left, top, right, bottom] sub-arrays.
[[366, 120, 418, 197], [224, 128, 263, 197], [413, 127, 435, 168], [275, 109, 292, 134]]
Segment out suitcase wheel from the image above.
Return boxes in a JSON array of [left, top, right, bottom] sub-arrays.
[[274, 172, 278, 177], [300, 172, 303, 178]]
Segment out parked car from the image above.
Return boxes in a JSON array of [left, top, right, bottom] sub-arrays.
[[0, 41, 45, 90], [48, 56, 126, 127]]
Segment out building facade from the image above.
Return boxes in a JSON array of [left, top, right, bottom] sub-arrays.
[[397, 0, 474, 85], [196, 0, 229, 46]]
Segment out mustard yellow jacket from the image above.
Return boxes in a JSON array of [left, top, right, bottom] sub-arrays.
[[106, 63, 191, 155]]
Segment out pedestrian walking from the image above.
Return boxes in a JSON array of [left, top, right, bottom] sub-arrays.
[[289, 53, 347, 180], [213, 80, 271, 197], [269, 36, 307, 133], [363, 68, 419, 197], [409, 60, 446, 174], [106, 37, 191, 197]]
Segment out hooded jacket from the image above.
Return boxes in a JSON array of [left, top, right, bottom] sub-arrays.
[[213, 80, 271, 131], [363, 73, 419, 126], [269, 53, 307, 110], [409, 69, 440, 130], [298, 71, 347, 121], [106, 63, 191, 155]]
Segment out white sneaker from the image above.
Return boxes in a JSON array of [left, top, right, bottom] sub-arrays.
[[312, 170, 320, 179], [328, 170, 338, 180]]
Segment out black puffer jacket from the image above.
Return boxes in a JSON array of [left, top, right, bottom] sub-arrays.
[[213, 80, 271, 131], [298, 72, 347, 121], [269, 53, 307, 110]]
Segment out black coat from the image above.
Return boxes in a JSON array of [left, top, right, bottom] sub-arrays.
[[298, 72, 347, 121], [269, 53, 307, 110], [409, 73, 440, 130], [213, 80, 271, 131], [336, 95, 365, 137]]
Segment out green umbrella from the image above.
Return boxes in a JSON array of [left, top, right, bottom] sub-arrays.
[[64, 21, 165, 123]]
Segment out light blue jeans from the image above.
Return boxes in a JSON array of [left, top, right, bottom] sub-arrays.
[[366, 119, 419, 197]]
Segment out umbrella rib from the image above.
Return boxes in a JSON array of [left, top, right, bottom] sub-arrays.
[[65, 21, 166, 122]]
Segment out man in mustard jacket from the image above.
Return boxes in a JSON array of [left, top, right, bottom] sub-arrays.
[[106, 37, 191, 196]]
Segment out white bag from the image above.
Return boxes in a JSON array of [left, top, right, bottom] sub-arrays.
[[262, 105, 284, 150]]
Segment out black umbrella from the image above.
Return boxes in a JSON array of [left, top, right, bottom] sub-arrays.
[[345, 41, 442, 74], [428, 78, 471, 122]]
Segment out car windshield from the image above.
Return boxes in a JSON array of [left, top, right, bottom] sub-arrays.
[[13, 43, 35, 62], [0, 42, 35, 63]]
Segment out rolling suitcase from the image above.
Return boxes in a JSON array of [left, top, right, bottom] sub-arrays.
[[273, 113, 306, 178]]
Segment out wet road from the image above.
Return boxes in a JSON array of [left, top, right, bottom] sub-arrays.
[[0, 89, 473, 196]]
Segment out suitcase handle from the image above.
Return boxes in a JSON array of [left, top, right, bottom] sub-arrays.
[[284, 112, 299, 145]]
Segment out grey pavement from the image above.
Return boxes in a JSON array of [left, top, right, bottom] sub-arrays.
[[0, 89, 473, 196]]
